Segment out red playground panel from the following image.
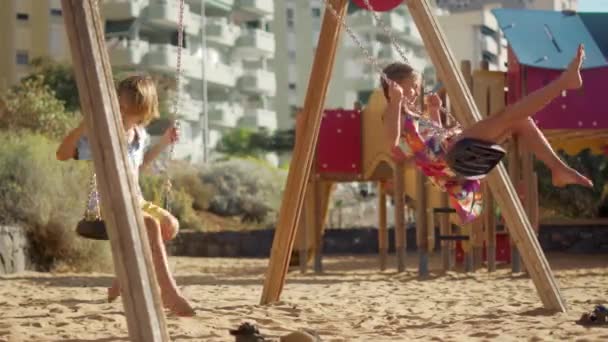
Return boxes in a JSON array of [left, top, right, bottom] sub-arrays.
[[316, 109, 362, 175]]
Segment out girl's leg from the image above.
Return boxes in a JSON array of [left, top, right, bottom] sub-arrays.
[[107, 278, 120, 303], [459, 44, 585, 143], [509, 118, 592, 187], [107, 214, 194, 316], [142, 214, 194, 316]]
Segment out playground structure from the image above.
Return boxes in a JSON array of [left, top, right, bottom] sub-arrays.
[[295, 7, 608, 279], [53, 1, 608, 340], [294, 60, 514, 276], [261, 0, 566, 313]]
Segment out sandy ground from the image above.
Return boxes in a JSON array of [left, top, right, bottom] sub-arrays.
[[1, 253, 608, 341]]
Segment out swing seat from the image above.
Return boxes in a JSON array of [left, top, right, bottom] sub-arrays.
[[446, 138, 506, 179], [76, 219, 109, 240]]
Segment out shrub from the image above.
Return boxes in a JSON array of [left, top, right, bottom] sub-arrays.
[[0, 76, 79, 140], [0, 132, 112, 272], [200, 157, 287, 225], [140, 172, 204, 231]]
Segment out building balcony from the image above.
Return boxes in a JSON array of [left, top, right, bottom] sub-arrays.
[[238, 70, 276, 96], [239, 108, 277, 131], [234, 0, 273, 16], [205, 18, 241, 46], [233, 29, 275, 59], [208, 102, 244, 128], [349, 11, 406, 35], [482, 35, 499, 56], [108, 39, 149, 66], [162, 93, 203, 122], [146, 1, 201, 35], [102, 0, 145, 20], [144, 43, 181, 72]]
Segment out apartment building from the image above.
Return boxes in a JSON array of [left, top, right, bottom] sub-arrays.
[[0, 0, 70, 91], [273, 1, 432, 132], [102, 0, 276, 163], [435, 0, 577, 12]]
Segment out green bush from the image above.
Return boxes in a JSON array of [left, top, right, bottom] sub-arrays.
[[140, 171, 205, 231], [0, 132, 112, 272], [201, 157, 287, 225], [0, 76, 79, 140], [536, 149, 608, 218]]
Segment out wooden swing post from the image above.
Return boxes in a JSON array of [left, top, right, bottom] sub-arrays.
[[61, 1, 169, 341], [260, 0, 349, 305], [406, 0, 566, 312]]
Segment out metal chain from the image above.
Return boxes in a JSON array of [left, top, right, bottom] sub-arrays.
[[84, 171, 102, 221], [321, 0, 458, 139], [360, 0, 459, 125], [162, 0, 186, 211]]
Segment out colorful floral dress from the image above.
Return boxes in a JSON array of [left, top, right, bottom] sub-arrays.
[[392, 114, 483, 223]]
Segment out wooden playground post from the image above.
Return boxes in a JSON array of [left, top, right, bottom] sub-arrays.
[[61, 1, 169, 341], [394, 161, 407, 272], [296, 188, 309, 273], [415, 171, 429, 276], [378, 181, 389, 271], [461, 60, 483, 270], [260, 0, 348, 304], [313, 180, 325, 273], [507, 139, 523, 273], [406, 0, 566, 312]]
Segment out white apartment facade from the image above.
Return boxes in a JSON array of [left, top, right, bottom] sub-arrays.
[[273, 1, 433, 132], [102, 0, 277, 163]]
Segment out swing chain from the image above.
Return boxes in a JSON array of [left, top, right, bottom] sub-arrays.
[[162, 0, 185, 211], [84, 171, 102, 221], [321, 0, 458, 139]]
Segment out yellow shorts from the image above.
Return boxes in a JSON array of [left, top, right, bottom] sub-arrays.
[[141, 201, 165, 223]]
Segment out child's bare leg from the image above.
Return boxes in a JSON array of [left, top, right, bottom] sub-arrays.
[[459, 44, 585, 143], [143, 214, 194, 316], [510, 118, 592, 187], [107, 277, 120, 303], [106, 210, 180, 303]]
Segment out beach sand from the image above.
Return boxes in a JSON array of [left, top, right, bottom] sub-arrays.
[[1, 253, 607, 341]]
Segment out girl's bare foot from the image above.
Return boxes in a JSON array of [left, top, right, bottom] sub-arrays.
[[107, 280, 121, 303], [559, 44, 585, 90], [552, 167, 593, 188], [163, 294, 196, 317]]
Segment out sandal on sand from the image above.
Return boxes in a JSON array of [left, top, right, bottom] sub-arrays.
[[229, 322, 268, 342], [577, 305, 608, 326]]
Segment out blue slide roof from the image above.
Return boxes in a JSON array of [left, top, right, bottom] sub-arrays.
[[492, 8, 608, 70]]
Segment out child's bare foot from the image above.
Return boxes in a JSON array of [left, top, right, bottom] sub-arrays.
[[552, 167, 593, 188], [559, 44, 585, 90], [107, 285, 120, 303], [163, 294, 195, 317]]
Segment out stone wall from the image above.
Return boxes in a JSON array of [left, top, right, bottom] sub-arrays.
[[0, 225, 30, 275], [168, 224, 608, 258]]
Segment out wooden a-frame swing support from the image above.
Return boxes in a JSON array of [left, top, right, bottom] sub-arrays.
[[61, 1, 170, 341], [261, 0, 567, 312]]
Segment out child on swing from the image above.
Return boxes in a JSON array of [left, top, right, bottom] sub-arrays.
[[56, 75, 195, 317], [383, 44, 592, 224]]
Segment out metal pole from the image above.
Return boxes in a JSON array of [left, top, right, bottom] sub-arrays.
[[201, 0, 209, 163]]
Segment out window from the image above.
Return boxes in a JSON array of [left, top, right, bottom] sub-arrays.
[[311, 8, 321, 18], [16, 13, 29, 21], [286, 9, 295, 29], [50, 8, 62, 17], [288, 51, 296, 60], [16, 51, 29, 65], [288, 83, 296, 90]]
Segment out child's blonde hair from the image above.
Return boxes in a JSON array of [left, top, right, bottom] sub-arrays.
[[117, 75, 160, 125]]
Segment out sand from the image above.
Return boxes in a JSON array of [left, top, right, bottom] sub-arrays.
[[1, 253, 607, 341]]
